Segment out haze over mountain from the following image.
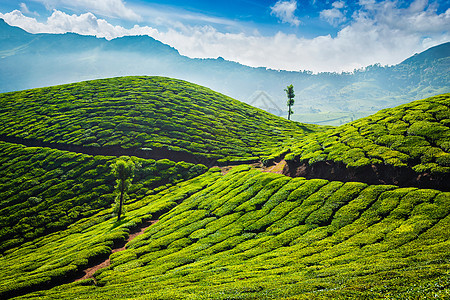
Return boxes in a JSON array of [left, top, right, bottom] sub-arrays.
[[0, 19, 449, 125]]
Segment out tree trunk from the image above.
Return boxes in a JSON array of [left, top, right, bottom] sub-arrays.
[[117, 180, 125, 221], [288, 103, 292, 120]]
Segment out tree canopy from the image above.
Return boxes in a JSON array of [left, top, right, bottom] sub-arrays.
[[111, 157, 135, 221], [285, 84, 295, 120]]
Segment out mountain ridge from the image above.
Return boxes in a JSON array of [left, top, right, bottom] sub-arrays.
[[1, 18, 448, 125]]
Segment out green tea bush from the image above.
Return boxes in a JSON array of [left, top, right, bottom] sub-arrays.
[[0, 76, 323, 163], [286, 93, 450, 177], [2, 167, 450, 299], [0, 142, 207, 252]]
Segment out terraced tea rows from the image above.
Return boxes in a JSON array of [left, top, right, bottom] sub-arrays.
[[0, 141, 207, 253], [284, 93, 450, 190], [5, 166, 449, 299], [0, 76, 321, 165], [0, 78, 449, 299], [0, 170, 221, 298]]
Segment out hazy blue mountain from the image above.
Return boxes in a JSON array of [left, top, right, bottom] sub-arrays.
[[1, 19, 449, 125]]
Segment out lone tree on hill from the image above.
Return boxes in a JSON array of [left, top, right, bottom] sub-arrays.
[[112, 157, 135, 222], [285, 84, 295, 120]]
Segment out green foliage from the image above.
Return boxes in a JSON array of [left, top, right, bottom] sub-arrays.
[[285, 84, 295, 120], [0, 81, 449, 300], [2, 168, 449, 299], [0, 76, 323, 163], [0, 142, 207, 252], [287, 94, 450, 174], [0, 169, 219, 299], [111, 157, 135, 221]]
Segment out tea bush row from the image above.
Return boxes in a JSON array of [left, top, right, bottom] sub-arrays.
[[286, 93, 450, 174], [0, 76, 322, 163], [14, 167, 449, 299], [0, 169, 221, 298], [0, 141, 207, 252]]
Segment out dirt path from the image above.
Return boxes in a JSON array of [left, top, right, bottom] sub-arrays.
[[217, 161, 287, 175], [75, 220, 158, 282], [218, 162, 262, 175], [262, 160, 287, 174]]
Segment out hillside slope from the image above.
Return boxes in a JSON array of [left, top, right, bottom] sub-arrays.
[[0, 141, 207, 253], [2, 166, 449, 299], [284, 93, 450, 191], [1, 81, 449, 299], [0, 76, 321, 166]]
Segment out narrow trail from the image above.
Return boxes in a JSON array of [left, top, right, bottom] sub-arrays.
[[218, 160, 287, 175], [75, 220, 158, 282], [262, 160, 287, 174]]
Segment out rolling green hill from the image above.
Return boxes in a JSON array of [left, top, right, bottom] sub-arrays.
[[0, 76, 321, 165], [284, 93, 450, 191], [1, 166, 449, 299], [0, 78, 449, 299]]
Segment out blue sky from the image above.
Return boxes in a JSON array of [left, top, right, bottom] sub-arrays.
[[1, 0, 449, 72]]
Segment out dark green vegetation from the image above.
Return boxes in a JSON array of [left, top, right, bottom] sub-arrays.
[[1, 19, 449, 125], [0, 77, 449, 299], [111, 158, 135, 221], [3, 166, 449, 299], [0, 141, 207, 253], [0, 76, 319, 165], [285, 84, 295, 121], [284, 93, 450, 190]]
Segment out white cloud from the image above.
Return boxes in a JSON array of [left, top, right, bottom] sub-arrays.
[[1, 0, 449, 73], [320, 1, 347, 26], [33, 0, 141, 21], [128, 3, 240, 30], [320, 8, 346, 26], [332, 1, 346, 9], [0, 10, 151, 39], [270, 0, 301, 26], [356, 0, 450, 34], [20, 3, 31, 14]]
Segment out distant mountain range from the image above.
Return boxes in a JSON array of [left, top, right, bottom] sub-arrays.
[[1, 19, 449, 125]]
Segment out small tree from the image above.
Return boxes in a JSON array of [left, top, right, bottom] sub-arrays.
[[111, 157, 135, 222], [285, 84, 295, 120]]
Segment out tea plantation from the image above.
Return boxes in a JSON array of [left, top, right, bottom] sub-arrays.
[[0, 78, 449, 299], [0, 141, 207, 253], [0, 76, 321, 165], [3, 166, 449, 299], [284, 93, 450, 190]]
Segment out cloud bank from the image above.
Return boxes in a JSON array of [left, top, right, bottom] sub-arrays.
[[1, 0, 449, 72]]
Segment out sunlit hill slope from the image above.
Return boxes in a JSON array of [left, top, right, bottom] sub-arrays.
[[0, 77, 448, 299]]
